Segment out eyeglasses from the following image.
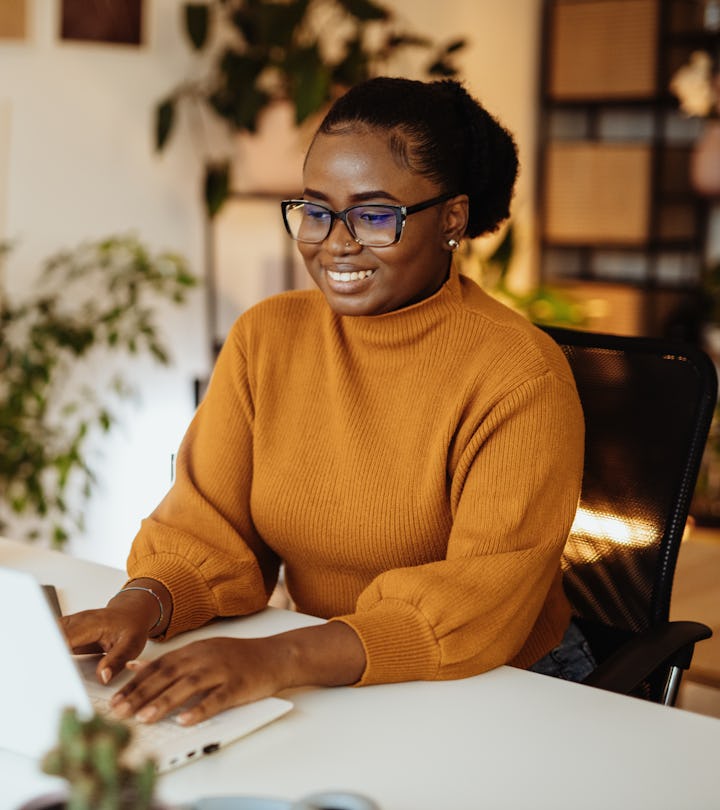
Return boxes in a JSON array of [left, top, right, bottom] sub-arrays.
[[280, 192, 457, 247]]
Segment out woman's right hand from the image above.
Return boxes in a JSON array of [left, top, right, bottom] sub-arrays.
[[60, 582, 168, 685]]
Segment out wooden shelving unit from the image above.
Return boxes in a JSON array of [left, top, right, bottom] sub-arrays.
[[536, 0, 719, 337]]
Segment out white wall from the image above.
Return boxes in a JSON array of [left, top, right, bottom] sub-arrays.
[[0, 0, 542, 568], [411, 0, 542, 285]]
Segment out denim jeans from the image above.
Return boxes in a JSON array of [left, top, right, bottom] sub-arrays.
[[527, 620, 596, 682]]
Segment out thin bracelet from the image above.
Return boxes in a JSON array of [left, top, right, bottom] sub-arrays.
[[115, 586, 164, 632]]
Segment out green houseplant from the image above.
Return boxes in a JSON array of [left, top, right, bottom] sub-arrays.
[[457, 225, 588, 328], [33, 707, 157, 810], [154, 0, 466, 216], [0, 235, 197, 547]]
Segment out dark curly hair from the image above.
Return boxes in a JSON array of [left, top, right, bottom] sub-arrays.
[[313, 77, 519, 239]]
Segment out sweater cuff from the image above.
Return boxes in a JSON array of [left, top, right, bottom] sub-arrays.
[[511, 575, 572, 669], [332, 599, 441, 686], [127, 552, 216, 639]]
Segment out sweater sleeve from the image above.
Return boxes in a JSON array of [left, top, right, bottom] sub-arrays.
[[332, 369, 584, 685], [126, 323, 280, 638]]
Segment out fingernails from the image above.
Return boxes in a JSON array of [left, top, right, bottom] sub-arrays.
[[136, 705, 157, 723], [100, 668, 111, 684], [111, 700, 132, 719], [177, 711, 191, 726]]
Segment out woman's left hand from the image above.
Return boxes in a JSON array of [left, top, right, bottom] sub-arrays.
[[109, 621, 366, 725], [109, 636, 287, 726]]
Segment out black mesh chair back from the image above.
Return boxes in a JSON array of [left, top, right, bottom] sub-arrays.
[[541, 326, 717, 699]]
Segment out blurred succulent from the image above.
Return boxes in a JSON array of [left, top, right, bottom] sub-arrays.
[[41, 707, 156, 810]]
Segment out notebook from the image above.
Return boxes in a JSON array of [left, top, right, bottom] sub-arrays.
[[0, 565, 293, 772]]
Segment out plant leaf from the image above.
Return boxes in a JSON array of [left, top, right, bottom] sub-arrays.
[[184, 3, 210, 51], [336, 0, 389, 22], [0, 235, 197, 546], [332, 37, 370, 87], [489, 225, 514, 276], [287, 45, 332, 123], [443, 38, 466, 54], [204, 162, 230, 218], [426, 59, 459, 77], [233, 0, 309, 50], [155, 98, 175, 151], [209, 50, 268, 131]]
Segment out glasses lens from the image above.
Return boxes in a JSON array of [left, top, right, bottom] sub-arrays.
[[347, 205, 400, 246], [285, 202, 332, 243]]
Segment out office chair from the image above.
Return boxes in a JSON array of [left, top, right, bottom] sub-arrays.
[[541, 325, 718, 705]]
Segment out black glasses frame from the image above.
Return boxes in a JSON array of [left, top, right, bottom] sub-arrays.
[[280, 192, 457, 246]]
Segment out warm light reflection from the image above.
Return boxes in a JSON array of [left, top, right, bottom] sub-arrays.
[[569, 506, 656, 548]]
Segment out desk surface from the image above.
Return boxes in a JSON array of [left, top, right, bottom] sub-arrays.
[[3, 538, 720, 810]]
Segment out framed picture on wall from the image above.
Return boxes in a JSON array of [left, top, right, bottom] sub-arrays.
[[0, 0, 27, 40], [60, 0, 143, 46]]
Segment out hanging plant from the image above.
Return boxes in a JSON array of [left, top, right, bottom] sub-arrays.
[[154, 0, 466, 217], [0, 235, 197, 547]]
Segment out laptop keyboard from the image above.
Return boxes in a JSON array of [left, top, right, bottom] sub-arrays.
[[89, 692, 195, 748], [71, 655, 293, 772], [75, 655, 212, 746]]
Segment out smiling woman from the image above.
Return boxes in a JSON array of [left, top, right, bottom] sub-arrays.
[[60, 77, 590, 728], [285, 136, 464, 318], [299, 138, 460, 315]]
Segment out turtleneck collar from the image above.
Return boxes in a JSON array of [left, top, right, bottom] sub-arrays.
[[332, 263, 464, 347]]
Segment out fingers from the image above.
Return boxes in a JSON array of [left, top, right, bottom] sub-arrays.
[[111, 650, 221, 723], [108, 638, 274, 726], [60, 612, 108, 653], [97, 655, 120, 686], [96, 634, 147, 685], [60, 609, 148, 685], [72, 642, 106, 655], [176, 687, 235, 726]]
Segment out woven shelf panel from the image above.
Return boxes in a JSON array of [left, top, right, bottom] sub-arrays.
[[555, 281, 647, 335], [549, 0, 659, 99], [544, 142, 652, 244]]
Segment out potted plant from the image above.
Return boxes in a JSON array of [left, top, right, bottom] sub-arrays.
[[456, 225, 588, 328], [22, 707, 157, 810], [0, 235, 197, 547], [154, 0, 466, 216]]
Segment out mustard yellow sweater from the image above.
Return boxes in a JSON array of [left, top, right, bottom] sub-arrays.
[[127, 266, 584, 685]]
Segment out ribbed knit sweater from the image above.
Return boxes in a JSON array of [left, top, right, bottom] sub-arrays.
[[127, 265, 584, 685]]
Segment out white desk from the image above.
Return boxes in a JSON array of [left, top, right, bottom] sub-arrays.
[[3, 537, 720, 810]]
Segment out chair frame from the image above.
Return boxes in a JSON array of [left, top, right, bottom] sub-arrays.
[[541, 325, 718, 705]]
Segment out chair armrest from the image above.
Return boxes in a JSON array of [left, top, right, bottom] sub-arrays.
[[581, 620, 712, 695]]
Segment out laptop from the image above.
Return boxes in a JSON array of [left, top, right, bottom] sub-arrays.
[[0, 566, 293, 772]]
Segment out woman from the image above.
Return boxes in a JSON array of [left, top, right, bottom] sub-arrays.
[[62, 77, 591, 728]]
